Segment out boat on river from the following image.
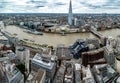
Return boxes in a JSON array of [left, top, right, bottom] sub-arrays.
[[23, 29, 43, 35]]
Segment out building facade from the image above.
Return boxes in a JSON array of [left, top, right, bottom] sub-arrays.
[[16, 46, 30, 73], [31, 53, 56, 82], [0, 57, 24, 83]]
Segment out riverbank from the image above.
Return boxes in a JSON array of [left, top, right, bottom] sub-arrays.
[[3, 25, 120, 46]]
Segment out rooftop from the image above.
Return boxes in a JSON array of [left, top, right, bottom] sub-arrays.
[[75, 63, 81, 70], [105, 46, 114, 53], [82, 66, 95, 82], [53, 65, 66, 83], [32, 53, 55, 70], [3, 31, 16, 38], [0, 57, 23, 82], [0, 32, 8, 40], [27, 69, 46, 83], [116, 55, 120, 61], [7, 50, 17, 60], [34, 69, 46, 83], [56, 45, 72, 59], [93, 64, 118, 83], [26, 71, 36, 83]]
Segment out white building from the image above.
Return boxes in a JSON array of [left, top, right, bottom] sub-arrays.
[[1, 31, 18, 44], [0, 21, 4, 30], [31, 53, 56, 82], [106, 36, 117, 47], [0, 32, 8, 44], [16, 46, 30, 73], [74, 18, 78, 26]]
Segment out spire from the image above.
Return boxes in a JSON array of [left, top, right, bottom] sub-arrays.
[[68, 0, 73, 26], [69, 0, 72, 14]]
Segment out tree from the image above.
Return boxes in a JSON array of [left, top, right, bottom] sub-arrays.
[[16, 62, 25, 74]]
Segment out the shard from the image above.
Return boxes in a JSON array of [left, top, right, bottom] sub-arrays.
[[68, 0, 73, 26]]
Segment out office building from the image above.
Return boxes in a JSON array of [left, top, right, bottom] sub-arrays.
[[16, 46, 30, 73], [56, 44, 72, 60], [0, 32, 8, 44], [26, 69, 46, 83], [82, 65, 95, 83], [93, 64, 118, 83], [111, 75, 120, 82], [0, 21, 4, 30], [68, 0, 73, 26], [64, 62, 73, 83], [74, 18, 78, 26], [31, 53, 56, 82], [106, 37, 117, 47], [115, 38, 120, 55], [82, 48, 105, 67], [1, 31, 18, 44], [74, 18, 85, 27], [0, 57, 24, 83], [6, 50, 19, 63], [53, 65, 66, 83], [104, 46, 115, 65], [74, 63, 82, 83], [70, 39, 89, 59], [86, 38, 100, 49]]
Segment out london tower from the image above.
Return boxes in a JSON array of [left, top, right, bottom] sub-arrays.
[[68, 0, 73, 26]]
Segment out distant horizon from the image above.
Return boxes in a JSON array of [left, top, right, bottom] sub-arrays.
[[0, 12, 120, 14], [0, 0, 120, 14]]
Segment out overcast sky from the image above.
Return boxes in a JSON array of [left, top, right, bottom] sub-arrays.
[[0, 0, 120, 13]]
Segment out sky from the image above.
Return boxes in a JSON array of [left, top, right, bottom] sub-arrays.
[[0, 0, 120, 13]]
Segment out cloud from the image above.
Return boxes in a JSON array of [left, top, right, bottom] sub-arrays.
[[0, 0, 120, 13], [54, 2, 66, 6], [80, 0, 120, 9]]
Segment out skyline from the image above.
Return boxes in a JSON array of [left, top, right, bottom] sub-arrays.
[[0, 0, 120, 13]]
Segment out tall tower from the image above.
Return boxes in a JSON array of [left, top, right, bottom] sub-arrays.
[[68, 0, 73, 26]]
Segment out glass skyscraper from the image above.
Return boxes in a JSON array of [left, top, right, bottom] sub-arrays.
[[68, 0, 73, 26]]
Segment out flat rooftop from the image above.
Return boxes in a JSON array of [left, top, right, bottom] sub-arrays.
[[32, 53, 55, 70], [0, 57, 20, 80], [0, 32, 8, 40], [27, 69, 46, 83], [105, 46, 114, 53], [34, 69, 46, 83], [56, 46, 72, 59], [3, 31, 16, 38]]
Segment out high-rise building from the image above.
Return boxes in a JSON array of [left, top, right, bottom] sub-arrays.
[[31, 53, 56, 82], [104, 46, 115, 65], [16, 46, 30, 73], [68, 0, 73, 26]]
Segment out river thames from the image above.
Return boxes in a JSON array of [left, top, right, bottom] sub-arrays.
[[4, 25, 120, 46]]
